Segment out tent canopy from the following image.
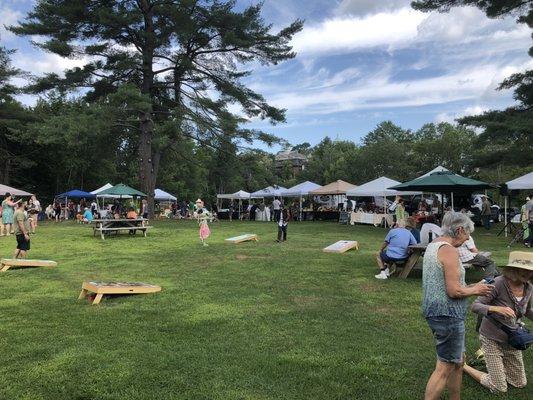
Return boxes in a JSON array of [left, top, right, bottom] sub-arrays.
[[0, 184, 33, 197], [389, 171, 493, 192], [281, 181, 322, 197], [419, 165, 450, 178], [506, 171, 533, 190], [154, 188, 177, 201], [217, 190, 259, 200], [91, 183, 113, 194], [97, 183, 146, 197], [309, 180, 356, 195], [346, 177, 421, 197], [56, 189, 96, 200], [251, 185, 287, 198]]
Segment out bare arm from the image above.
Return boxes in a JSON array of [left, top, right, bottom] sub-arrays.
[[438, 245, 493, 299]]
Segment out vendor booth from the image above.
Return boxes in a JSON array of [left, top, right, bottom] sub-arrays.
[[502, 171, 533, 239], [309, 180, 356, 221], [280, 181, 322, 221], [346, 176, 420, 227], [0, 184, 33, 197], [216, 190, 260, 220]]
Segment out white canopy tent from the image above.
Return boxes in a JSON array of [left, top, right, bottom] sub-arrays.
[[346, 177, 421, 197], [251, 185, 287, 198], [0, 183, 33, 197], [92, 183, 133, 199], [503, 171, 533, 236], [154, 188, 177, 201], [419, 166, 449, 178], [346, 177, 421, 227], [216, 190, 261, 219], [281, 181, 322, 221]]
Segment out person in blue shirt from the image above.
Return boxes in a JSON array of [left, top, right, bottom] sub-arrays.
[[375, 220, 417, 279], [82, 207, 93, 223]]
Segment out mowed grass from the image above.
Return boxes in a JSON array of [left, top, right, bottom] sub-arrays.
[[0, 220, 531, 400]]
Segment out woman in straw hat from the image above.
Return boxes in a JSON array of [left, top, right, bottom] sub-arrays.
[[464, 251, 533, 393], [194, 199, 211, 246]]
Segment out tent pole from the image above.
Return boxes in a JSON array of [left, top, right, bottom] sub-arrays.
[[451, 192, 454, 210], [504, 196, 508, 237]]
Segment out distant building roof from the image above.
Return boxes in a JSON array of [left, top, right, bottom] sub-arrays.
[[275, 150, 307, 162]]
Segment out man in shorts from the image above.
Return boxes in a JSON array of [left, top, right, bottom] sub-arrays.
[[375, 219, 417, 279], [13, 200, 31, 258]]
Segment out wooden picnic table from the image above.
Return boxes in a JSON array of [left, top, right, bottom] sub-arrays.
[[398, 244, 427, 279], [91, 218, 152, 240]]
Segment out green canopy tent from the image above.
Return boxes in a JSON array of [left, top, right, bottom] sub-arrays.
[[97, 183, 147, 198], [389, 171, 494, 211]]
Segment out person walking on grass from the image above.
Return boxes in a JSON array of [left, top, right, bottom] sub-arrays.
[[194, 199, 211, 246], [481, 195, 491, 230], [422, 212, 493, 400], [28, 195, 41, 234], [276, 207, 289, 242], [13, 200, 31, 259], [2, 193, 19, 236], [464, 251, 533, 394]]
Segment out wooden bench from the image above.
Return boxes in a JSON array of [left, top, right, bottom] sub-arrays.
[[78, 281, 162, 305], [0, 258, 57, 272], [225, 234, 258, 244], [323, 240, 359, 253], [93, 226, 153, 239]]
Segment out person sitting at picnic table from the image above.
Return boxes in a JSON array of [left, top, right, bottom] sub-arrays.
[[422, 212, 494, 400], [405, 217, 421, 243], [458, 235, 498, 280], [82, 207, 93, 223], [419, 199, 429, 213], [375, 220, 418, 280], [463, 251, 533, 394], [126, 207, 138, 219]]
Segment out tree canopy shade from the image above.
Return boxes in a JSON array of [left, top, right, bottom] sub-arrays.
[[10, 0, 303, 216], [389, 171, 493, 193]]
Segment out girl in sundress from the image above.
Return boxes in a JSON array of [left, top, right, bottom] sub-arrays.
[[194, 199, 211, 246]]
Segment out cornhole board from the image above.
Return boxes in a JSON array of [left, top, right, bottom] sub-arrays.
[[323, 240, 359, 253], [0, 258, 57, 272], [225, 234, 258, 244], [78, 281, 162, 305]]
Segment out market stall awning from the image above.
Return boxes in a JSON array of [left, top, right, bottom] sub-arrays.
[[56, 189, 96, 200], [0, 184, 33, 197], [346, 177, 421, 197], [154, 188, 177, 201], [217, 190, 261, 200], [389, 171, 493, 192], [281, 181, 322, 197], [506, 171, 533, 190], [309, 180, 356, 195], [251, 185, 287, 198], [97, 183, 147, 197]]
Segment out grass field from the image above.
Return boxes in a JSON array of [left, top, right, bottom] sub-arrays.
[[0, 219, 531, 400]]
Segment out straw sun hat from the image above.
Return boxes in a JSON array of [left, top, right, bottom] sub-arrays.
[[506, 251, 533, 271]]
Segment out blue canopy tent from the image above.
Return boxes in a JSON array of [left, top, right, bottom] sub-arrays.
[[56, 190, 96, 200]]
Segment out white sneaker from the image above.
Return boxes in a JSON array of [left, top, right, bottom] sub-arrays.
[[375, 271, 388, 280], [384, 267, 391, 277]]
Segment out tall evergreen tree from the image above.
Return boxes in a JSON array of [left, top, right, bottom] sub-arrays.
[[11, 0, 302, 215]]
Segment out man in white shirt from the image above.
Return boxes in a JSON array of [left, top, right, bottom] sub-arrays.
[[458, 236, 498, 279], [272, 197, 281, 222]]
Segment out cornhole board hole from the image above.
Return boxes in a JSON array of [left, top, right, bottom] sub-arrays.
[[323, 240, 359, 253], [0, 258, 57, 272], [78, 281, 162, 305], [225, 234, 258, 244]]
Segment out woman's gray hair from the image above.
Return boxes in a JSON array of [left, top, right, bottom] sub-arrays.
[[441, 211, 474, 237]]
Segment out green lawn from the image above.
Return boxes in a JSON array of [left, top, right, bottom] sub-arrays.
[[0, 220, 530, 400]]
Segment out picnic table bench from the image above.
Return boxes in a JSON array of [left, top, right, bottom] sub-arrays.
[[91, 218, 152, 240]]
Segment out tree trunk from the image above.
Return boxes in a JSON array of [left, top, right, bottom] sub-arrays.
[[139, 0, 156, 217]]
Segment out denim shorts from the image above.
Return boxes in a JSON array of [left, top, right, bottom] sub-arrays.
[[379, 250, 406, 264], [426, 316, 465, 364]]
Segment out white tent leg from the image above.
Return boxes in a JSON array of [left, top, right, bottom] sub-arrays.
[[451, 192, 454, 210], [504, 196, 508, 237]]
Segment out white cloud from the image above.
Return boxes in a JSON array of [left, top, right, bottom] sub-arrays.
[[291, 8, 427, 55], [335, 0, 408, 17], [0, 6, 23, 42], [435, 106, 489, 124], [13, 53, 89, 75]]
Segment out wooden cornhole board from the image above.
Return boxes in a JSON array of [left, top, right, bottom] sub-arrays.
[[78, 281, 162, 305], [0, 258, 57, 272], [323, 240, 359, 253], [225, 234, 258, 244]]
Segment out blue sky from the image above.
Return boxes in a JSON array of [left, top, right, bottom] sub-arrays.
[[1, 0, 531, 151]]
